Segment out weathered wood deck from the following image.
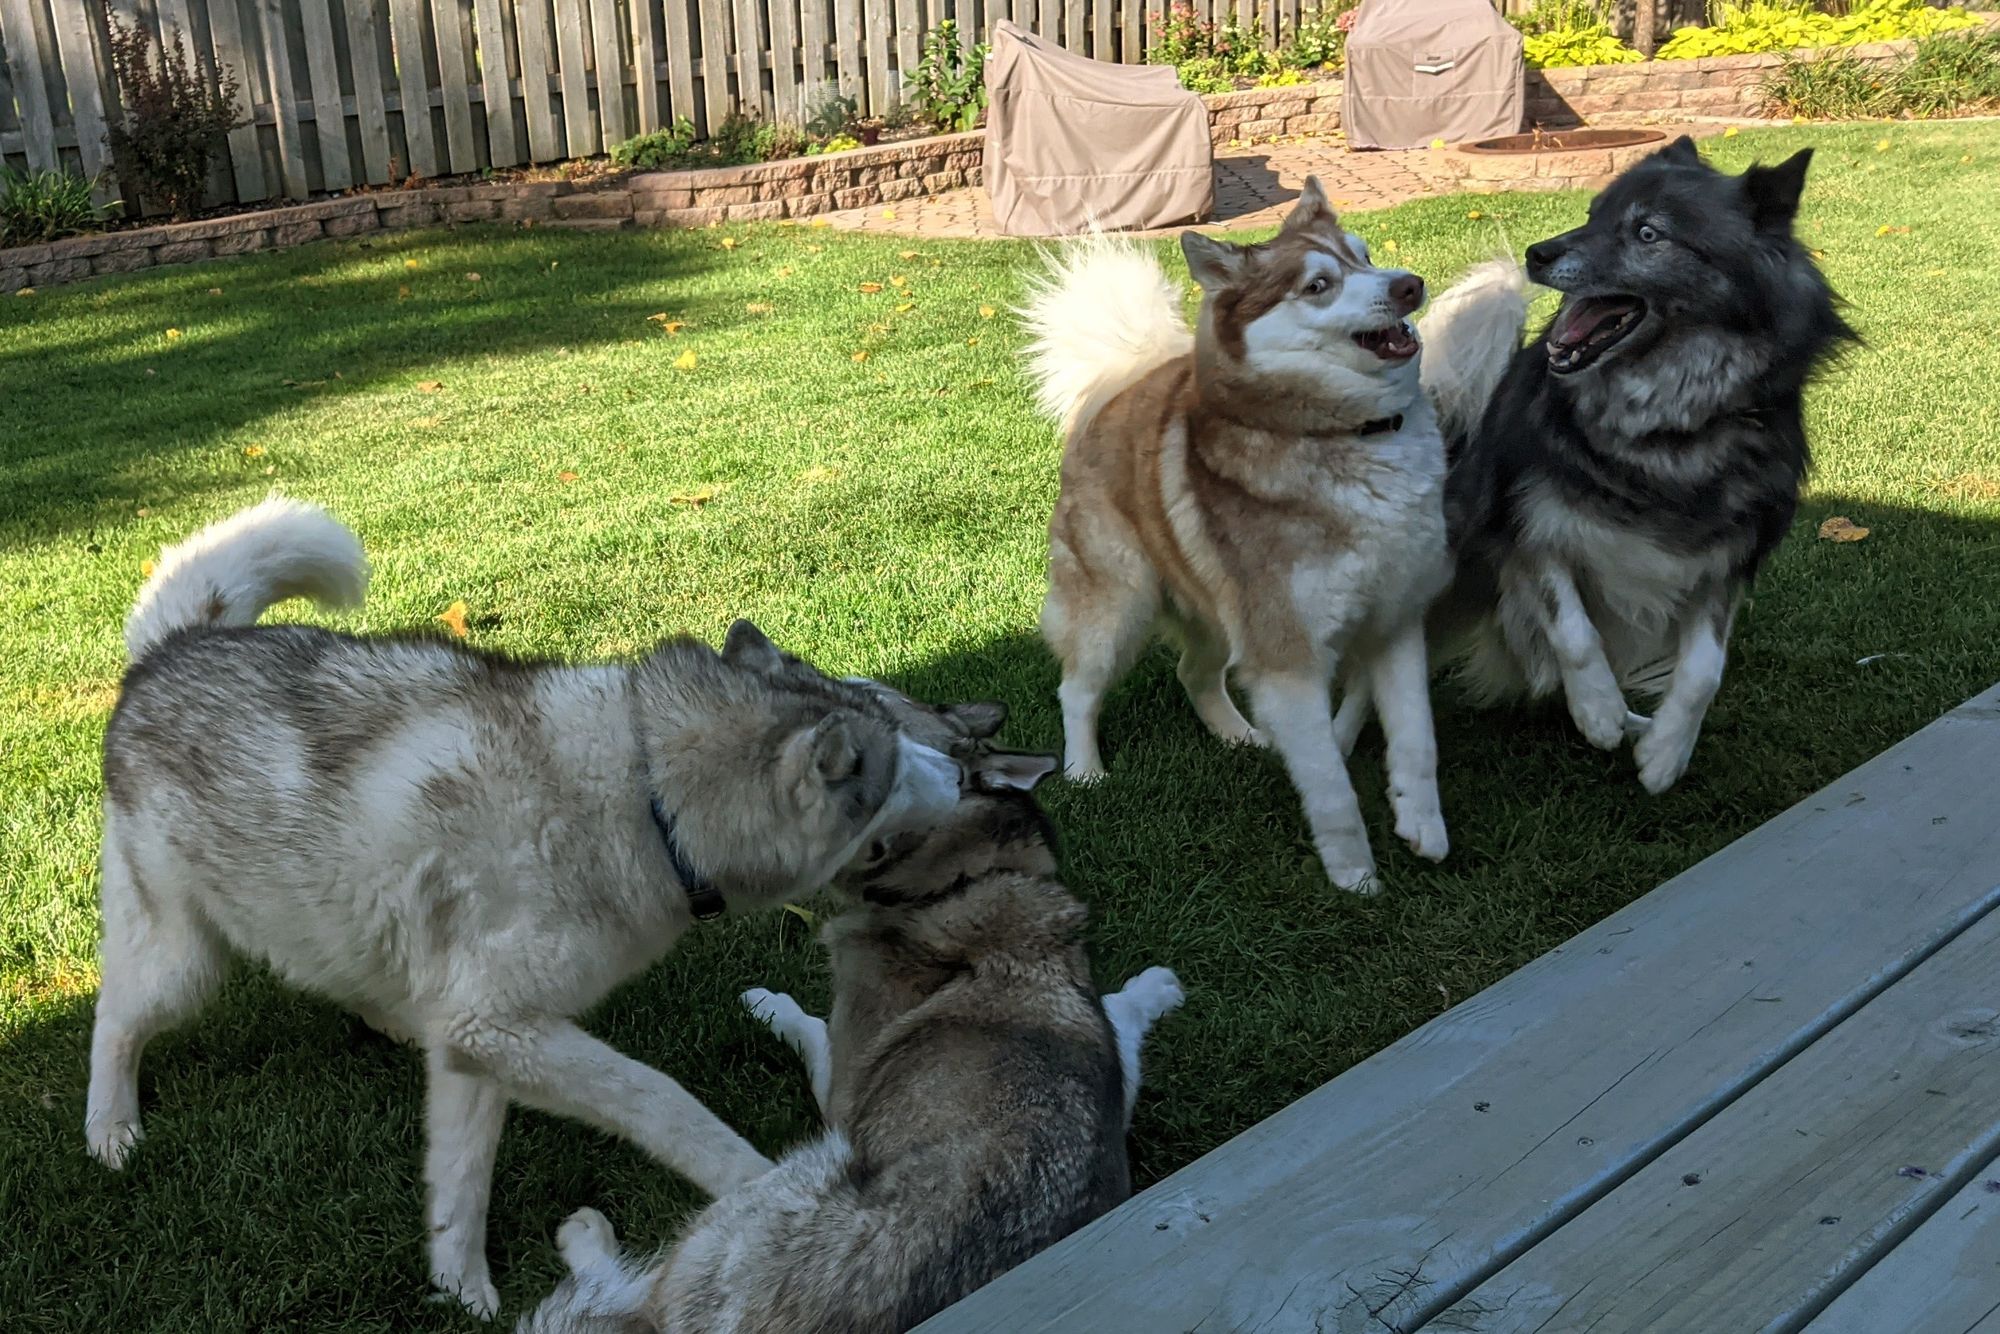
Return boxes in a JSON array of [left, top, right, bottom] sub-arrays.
[[919, 682, 2000, 1334]]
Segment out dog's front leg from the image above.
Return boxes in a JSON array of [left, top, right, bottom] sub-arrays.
[[1633, 589, 1733, 794], [424, 1047, 507, 1318], [1507, 560, 1629, 751], [1368, 624, 1448, 862], [453, 1018, 773, 1198], [1246, 671, 1378, 893], [742, 988, 833, 1117]]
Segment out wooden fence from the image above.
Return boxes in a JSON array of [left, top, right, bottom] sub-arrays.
[[0, 0, 1314, 208]]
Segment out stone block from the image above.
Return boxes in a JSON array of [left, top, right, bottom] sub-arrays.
[[92, 248, 154, 274], [723, 200, 787, 221], [552, 191, 634, 219], [273, 220, 324, 246], [212, 227, 272, 255], [153, 239, 214, 265], [443, 200, 500, 222], [323, 212, 382, 237]]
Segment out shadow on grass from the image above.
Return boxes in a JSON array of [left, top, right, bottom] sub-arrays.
[[0, 226, 744, 552], [3, 494, 1996, 1328]]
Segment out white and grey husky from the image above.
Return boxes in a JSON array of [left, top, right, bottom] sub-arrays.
[[86, 498, 1005, 1316], [517, 756, 1184, 1334]]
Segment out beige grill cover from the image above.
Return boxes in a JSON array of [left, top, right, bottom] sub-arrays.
[[983, 21, 1213, 237], [1342, 0, 1524, 150]]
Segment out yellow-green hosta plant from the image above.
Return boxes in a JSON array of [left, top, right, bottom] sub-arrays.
[[1656, 0, 1980, 61], [1523, 26, 1645, 67]]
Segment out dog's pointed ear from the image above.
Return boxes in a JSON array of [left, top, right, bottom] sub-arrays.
[[946, 700, 1008, 739], [1659, 134, 1701, 165], [1280, 176, 1336, 234], [1741, 148, 1814, 234], [722, 619, 785, 672], [1181, 231, 1243, 293], [972, 751, 1059, 792], [798, 716, 863, 784]]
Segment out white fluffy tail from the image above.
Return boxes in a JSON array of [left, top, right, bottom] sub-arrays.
[[124, 497, 368, 662], [1420, 257, 1530, 441], [1018, 231, 1194, 437]]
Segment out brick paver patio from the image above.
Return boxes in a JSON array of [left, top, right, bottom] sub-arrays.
[[820, 135, 1456, 238]]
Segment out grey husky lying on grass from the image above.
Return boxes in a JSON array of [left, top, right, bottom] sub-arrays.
[[86, 497, 1006, 1316], [517, 753, 1185, 1334]]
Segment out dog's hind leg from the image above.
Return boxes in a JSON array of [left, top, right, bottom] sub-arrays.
[[454, 1017, 773, 1199], [1041, 554, 1159, 783], [742, 988, 832, 1117], [1103, 967, 1185, 1126], [1368, 625, 1448, 863], [423, 1046, 507, 1318], [86, 828, 228, 1170], [1632, 589, 1733, 794], [514, 1209, 654, 1334], [1246, 670, 1379, 893], [1331, 674, 1373, 758], [1167, 613, 1262, 750]]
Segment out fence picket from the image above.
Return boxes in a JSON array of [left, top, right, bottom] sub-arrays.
[[385, 0, 439, 177], [831, 0, 860, 101], [253, 0, 312, 195], [631, 0, 661, 131], [589, 0, 627, 142], [346, 0, 396, 180], [551, 0, 598, 154], [796, 0, 826, 114], [662, 0, 695, 126], [48, 0, 117, 192], [893, 0, 916, 97], [471, 0, 520, 164], [430, 0, 479, 171], [862, 0, 888, 110], [293, 0, 353, 189], [514, 0, 559, 157], [768, 0, 798, 122], [693, 0, 727, 130], [729, 0, 762, 118], [0, 0, 59, 169]]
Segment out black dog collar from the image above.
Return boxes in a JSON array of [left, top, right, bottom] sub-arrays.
[[1357, 414, 1404, 436], [651, 795, 725, 920]]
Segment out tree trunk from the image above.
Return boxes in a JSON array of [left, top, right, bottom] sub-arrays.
[[1633, 0, 1658, 57]]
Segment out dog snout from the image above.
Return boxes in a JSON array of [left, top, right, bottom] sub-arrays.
[[1388, 272, 1424, 316], [1525, 231, 1583, 287]]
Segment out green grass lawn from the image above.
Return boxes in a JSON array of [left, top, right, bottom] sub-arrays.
[[4, 120, 1999, 1330]]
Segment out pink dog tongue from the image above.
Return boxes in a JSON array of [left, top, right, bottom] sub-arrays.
[[1553, 298, 1628, 349]]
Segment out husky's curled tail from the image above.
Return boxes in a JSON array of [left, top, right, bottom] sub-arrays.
[[1419, 257, 1530, 443], [1018, 232, 1194, 439], [123, 497, 369, 663]]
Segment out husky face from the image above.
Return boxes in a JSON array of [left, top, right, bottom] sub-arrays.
[[1182, 176, 1427, 396], [1525, 136, 1816, 377]]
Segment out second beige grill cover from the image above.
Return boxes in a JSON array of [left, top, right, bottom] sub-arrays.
[[983, 21, 1213, 237], [1342, 0, 1524, 150]]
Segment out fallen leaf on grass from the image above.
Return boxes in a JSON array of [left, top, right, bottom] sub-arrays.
[[15, 287, 34, 297], [806, 244, 823, 253], [465, 271, 482, 282], [418, 379, 444, 392], [889, 275, 908, 288], [895, 301, 915, 313], [898, 249, 920, 260], [411, 415, 443, 428], [165, 328, 182, 341], [798, 464, 839, 483], [669, 484, 722, 507], [1723, 126, 1740, 137], [436, 601, 470, 637], [1875, 138, 1892, 153], [1817, 515, 1870, 543], [979, 304, 996, 318], [810, 218, 831, 228], [1875, 225, 1910, 237], [858, 281, 883, 293], [141, 559, 155, 577], [966, 336, 980, 347], [852, 350, 869, 362], [744, 301, 773, 315], [557, 470, 580, 483], [405, 259, 420, 270], [881, 209, 896, 220], [1465, 210, 1483, 220], [777, 266, 794, 278], [720, 236, 739, 250], [674, 349, 699, 370], [207, 287, 223, 295], [242, 444, 266, 458], [783, 903, 817, 926], [398, 284, 412, 298]]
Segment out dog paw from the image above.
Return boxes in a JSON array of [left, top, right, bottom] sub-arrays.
[[1394, 802, 1450, 863], [557, 1207, 618, 1271], [429, 1271, 501, 1320], [1622, 710, 1652, 741], [1063, 759, 1108, 783], [1568, 688, 1631, 751], [85, 1118, 141, 1170], [1634, 722, 1697, 795], [1318, 847, 1381, 895], [1125, 966, 1186, 1017], [740, 987, 792, 1026]]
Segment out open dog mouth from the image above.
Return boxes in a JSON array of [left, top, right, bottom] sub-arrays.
[[1547, 296, 1645, 374], [1353, 322, 1419, 362]]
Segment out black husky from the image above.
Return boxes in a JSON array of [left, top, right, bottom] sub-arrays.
[[1371, 134, 1856, 794]]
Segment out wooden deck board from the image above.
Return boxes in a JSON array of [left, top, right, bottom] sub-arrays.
[[1435, 905, 2000, 1330], [1806, 1151, 2000, 1334], [917, 684, 2000, 1334]]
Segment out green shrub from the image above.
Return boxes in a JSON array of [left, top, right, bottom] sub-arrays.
[[1255, 67, 1311, 87], [1148, 2, 1282, 89], [804, 88, 859, 140], [1509, 0, 1643, 67], [103, 16, 247, 220], [1762, 29, 2000, 116], [804, 133, 864, 155], [610, 114, 806, 171], [1656, 0, 1980, 60], [1277, 3, 1354, 72], [905, 21, 989, 132], [0, 165, 104, 245], [1893, 28, 2000, 114]]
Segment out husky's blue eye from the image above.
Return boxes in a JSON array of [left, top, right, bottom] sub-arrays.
[[1304, 277, 1330, 296], [1637, 223, 1662, 244]]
